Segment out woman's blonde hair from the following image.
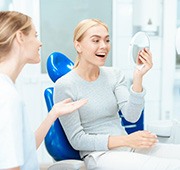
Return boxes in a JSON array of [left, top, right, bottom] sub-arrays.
[[73, 19, 108, 68], [0, 11, 32, 59]]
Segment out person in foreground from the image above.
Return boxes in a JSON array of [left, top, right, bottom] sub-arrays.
[[54, 18, 180, 170], [0, 11, 87, 170]]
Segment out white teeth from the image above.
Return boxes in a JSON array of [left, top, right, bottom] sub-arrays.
[[96, 53, 105, 55]]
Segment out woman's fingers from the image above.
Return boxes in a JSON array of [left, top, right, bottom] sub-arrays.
[[62, 98, 72, 103], [129, 130, 158, 149], [139, 131, 158, 148], [138, 49, 152, 65], [70, 99, 88, 109], [52, 98, 87, 117]]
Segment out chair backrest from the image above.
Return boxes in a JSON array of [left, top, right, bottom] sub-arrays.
[[44, 52, 81, 161], [44, 51, 144, 161]]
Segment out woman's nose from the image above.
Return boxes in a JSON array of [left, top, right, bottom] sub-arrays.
[[100, 40, 107, 48]]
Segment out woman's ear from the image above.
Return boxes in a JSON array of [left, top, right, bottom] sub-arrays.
[[15, 31, 24, 44], [74, 40, 81, 53]]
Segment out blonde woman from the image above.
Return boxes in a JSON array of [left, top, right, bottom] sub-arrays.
[[54, 18, 180, 170], [0, 11, 87, 170]]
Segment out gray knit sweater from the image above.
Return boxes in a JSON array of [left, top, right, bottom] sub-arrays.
[[54, 66, 145, 158]]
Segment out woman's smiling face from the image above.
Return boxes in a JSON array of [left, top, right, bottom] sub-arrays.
[[77, 24, 111, 67]]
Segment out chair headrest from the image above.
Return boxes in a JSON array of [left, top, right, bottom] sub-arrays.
[[46, 52, 74, 83]]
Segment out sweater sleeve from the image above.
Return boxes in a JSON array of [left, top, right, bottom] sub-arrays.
[[54, 77, 109, 151], [113, 69, 146, 123]]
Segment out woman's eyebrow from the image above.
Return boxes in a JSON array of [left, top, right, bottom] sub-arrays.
[[90, 35, 109, 38]]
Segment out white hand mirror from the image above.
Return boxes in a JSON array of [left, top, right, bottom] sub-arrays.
[[128, 31, 150, 70]]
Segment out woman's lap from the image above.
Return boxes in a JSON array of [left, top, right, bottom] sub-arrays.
[[84, 143, 180, 170]]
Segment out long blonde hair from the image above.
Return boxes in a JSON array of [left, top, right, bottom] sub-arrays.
[[73, 19, 108, 68], [0, 11, 32, 60]]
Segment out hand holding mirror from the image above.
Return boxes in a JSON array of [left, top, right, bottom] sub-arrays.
[[128, 31, 150, 70]]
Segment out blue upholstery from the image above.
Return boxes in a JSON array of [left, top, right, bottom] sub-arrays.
[[44, 87, 81, 161], [44, 51, 144, 161], [119, 110, 144, 134], [46, 52, 74, 83], [44, 52, 81, 161]]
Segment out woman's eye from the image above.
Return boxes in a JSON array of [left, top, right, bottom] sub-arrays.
[[93, 39, 99, 43], [106, 39, 110, 43]]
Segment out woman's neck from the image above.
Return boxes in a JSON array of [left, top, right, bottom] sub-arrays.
[[0, 57, 23, 83], [73, 64, 100, 82]]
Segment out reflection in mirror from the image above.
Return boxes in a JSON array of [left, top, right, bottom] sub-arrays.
[[128, 31, 150, 70]]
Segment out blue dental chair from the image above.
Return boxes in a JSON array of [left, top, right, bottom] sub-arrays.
[[44, 52, 144, 170]]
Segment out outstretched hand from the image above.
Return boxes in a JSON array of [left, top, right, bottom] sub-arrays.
[[35, 98, 87, 149], [51, 98, 87, 118]]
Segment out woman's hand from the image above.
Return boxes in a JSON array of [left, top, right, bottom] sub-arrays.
[[108, 130, 158, 150], [126, 130, 158, 149], [132, 48, 153, 92], [35, 98, 87, 149], [135, 48, 153, 76], [51, 98, 87, 119]]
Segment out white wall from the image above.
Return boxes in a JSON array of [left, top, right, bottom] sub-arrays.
[[161, 0, 177, 120]]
